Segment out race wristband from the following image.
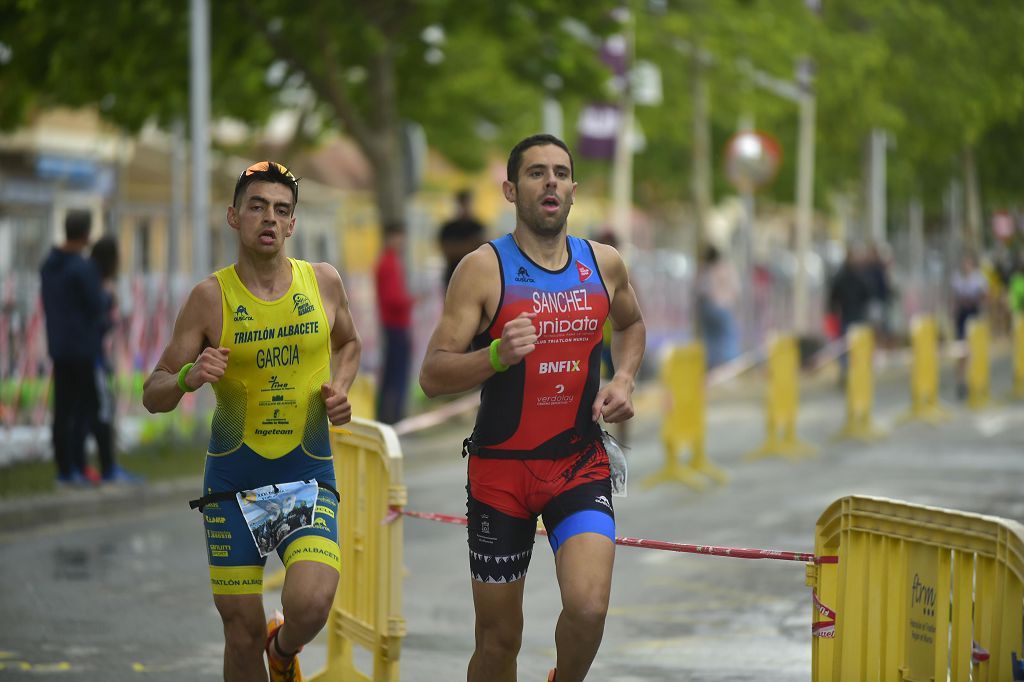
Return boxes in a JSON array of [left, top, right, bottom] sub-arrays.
[[177, 362, 197, 393], [489, 339, 509, 372]]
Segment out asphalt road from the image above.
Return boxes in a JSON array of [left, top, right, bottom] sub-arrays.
[[2, 360, 1023, 681]]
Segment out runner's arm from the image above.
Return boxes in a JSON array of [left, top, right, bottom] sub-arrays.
[[316, 263, 361, 395], [419, 247, 501, 397], [602, 245, 645, 385], [591, 242, 645, 422], [142, 277, 222, 413]]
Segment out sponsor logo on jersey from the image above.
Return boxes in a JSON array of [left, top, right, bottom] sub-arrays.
[[538, 359, 581, 374], [233, 304, 254, 322], [594, 495, 612, 510], [576, 261, 593, 282], [292, 293, 316, 316], [515, 266, 535, 283]]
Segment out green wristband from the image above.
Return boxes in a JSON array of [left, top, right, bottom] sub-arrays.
[[489, 338, 509, 372], [177, 362, 197, 393]]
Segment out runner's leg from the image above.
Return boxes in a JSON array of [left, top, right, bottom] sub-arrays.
[[552, 533, 614, 682], [469, 579, 527, 682], [273, 560, 339, 657], [214, 593, 269, 682]]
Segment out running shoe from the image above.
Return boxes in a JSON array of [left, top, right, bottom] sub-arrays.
[[547, 669, 556, 681], [81, 465, 102, 485], [265, 611, 304, 682]]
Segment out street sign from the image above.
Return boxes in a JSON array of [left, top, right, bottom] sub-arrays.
[[724, 130, 782, 193]]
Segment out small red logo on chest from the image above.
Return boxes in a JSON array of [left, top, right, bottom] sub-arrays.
[[576, 261, 592, 282]]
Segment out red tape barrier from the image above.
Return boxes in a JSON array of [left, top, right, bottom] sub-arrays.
[[393, 508, 838, 565]]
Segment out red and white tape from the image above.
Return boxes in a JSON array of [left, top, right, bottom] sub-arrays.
[[393, 508, 837, 565], [811, 589, 836, 638]]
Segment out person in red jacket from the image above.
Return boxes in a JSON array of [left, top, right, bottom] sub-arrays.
[[375, 221, 415, 424]]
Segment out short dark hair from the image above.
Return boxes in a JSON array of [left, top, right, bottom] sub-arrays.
[[65, 210, 92, 242], [506, 134, 574, 184], [90, 235, 120, 280], [383, 220, 405, 237], [232, 161, 299, 209]]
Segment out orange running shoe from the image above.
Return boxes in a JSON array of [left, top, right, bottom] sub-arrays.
[[265, 611, 304, 682], [547, 669, 557, 681]]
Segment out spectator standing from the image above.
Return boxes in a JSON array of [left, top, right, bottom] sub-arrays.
[[89, 235, 140, 483], [40, 210, 106, 485], [375, 222, 415, 424], [828, 243, 874, 384], [865, 242, 894, 346], [438, 189, 486, 291], [951, 252, 988, 398], [697, 245, 742, 368]]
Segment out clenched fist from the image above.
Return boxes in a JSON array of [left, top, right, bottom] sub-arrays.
[[321, 383, 352, 426], [183, 347, 230, 391], [498, 312, 539, 367]]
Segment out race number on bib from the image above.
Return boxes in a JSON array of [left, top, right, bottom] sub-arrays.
[[236, 480, 319, 557]]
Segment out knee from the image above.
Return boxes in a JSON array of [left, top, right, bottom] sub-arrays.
[[475, 618, 523, 660], [221, 611, 266, 656], [287, 584, 336, 633], [564, 594, 609, 631]]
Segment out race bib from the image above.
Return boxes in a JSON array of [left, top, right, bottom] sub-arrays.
[[602, 431, 628, 497], [236, 480, 320, 557]]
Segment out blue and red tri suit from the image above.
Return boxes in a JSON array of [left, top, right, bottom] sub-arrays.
[[465, 233, 615, 583]]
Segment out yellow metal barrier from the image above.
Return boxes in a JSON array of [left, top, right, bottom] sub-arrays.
[[745, 335, 816, 460], [809, 495, 1024, 681], [967, 317, 992, 410], [1013, 315, 1024, 399], [643, 343, 728, 491], [832, 325, 885, 442], [897, 315, 951, 425], [310, 418, 406, 682]]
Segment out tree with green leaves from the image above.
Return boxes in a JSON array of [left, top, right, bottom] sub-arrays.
[[0, 1, 617, 227]]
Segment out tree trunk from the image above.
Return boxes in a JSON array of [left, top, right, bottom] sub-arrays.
[[963, 145, 982, 252], [690, 46, 712, 336]]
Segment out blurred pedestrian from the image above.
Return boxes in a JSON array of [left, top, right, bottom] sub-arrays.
[[419, 134, 646, 682], [828, 243, 874, 384], [951, 252, 987, 398], [697, 244, 741, 368], [865, 242, 894, 347], [374, 221, 414, 424], [141, 160, 362, 682], [88, 235, 140, 483], [437, 188, 486, 292], [40, 210, 106, 486]]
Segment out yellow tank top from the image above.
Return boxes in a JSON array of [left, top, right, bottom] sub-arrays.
[[208, 258, 332, 460]]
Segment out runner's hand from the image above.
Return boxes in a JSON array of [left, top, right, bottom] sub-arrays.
[[322, 383, 352, 426], [592, 375, 635, 423], [185, 347, 230, 389], [499, 312, 538, 366]]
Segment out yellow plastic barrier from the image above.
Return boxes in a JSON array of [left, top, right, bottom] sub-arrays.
[[832, 325, 885, 442], [967, 317, 992, 410], [745, 335, 816, 460], [809, 495, 1024, 681], [1013, 315, 1024, 400], [310, 418, 406, 682], [348, 375, 377, 420], [897, 315, 951, 425], [1007, 313, 1024, 399], [643, 343, 727, 491]]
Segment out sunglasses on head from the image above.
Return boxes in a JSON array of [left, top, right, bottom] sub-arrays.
[[239, 161, 297, 183]]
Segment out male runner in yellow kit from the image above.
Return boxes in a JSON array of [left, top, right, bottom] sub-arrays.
[[142, 161, 361, 682]]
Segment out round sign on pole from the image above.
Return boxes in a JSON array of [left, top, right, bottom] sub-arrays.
[[724, 130, 782, 193]]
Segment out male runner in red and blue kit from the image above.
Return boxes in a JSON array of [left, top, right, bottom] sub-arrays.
[[420, 134, 646, 682]]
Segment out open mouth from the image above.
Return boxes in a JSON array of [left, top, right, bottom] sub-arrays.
[[258, 229, 276, 245], [541, 196, 560, 213]]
